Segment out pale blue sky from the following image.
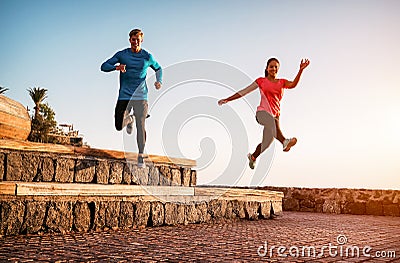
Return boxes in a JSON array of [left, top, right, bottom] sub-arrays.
[[1, 0, 399, 189]]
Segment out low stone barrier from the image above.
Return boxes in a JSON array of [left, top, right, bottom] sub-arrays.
[[263, 187, 400, 217], [0, 193, 281, 236]]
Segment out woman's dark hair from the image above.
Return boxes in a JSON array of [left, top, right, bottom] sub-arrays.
[[264, 57, 280, 77]]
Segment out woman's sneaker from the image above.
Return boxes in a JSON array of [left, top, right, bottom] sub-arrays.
[[283, 138, 297, 152], [247, 153, 256, 169]]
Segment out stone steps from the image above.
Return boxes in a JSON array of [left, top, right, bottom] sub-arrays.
[[0, 139, 284, 236]]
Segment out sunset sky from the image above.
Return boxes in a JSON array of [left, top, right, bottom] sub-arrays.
[[1, 0, 399, 189]]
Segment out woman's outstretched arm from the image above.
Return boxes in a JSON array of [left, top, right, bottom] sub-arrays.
[[218, 81, 259, 105], [285, 59, 310, 89]]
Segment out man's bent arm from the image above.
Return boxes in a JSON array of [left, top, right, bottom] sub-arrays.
[[101, 55, 119, 72]]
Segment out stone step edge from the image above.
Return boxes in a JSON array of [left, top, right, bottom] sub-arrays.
[[0, 139, 196, 167], [0, 182, 284, 199]]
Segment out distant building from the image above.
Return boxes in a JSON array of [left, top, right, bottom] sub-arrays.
[[49, 124, 85, 147]]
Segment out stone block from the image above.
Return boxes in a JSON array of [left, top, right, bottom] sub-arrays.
[[315, 198, 325, 213], [208, 199, 227, 219], [165, 202, 185, 225], [73, 202, 91, 232], [231, 200, 246, 219], [260, 202, 271, 219], [383, 204, 400, 217], [0, 201, 25, 236], [137, 166, 150, 185], [339, 189, 356, 203], [130, 164, 150, 185], [150, 201, 164, 226], [185, 203, 198, 224], [182, 168, 191, 187], [122, 162, 133, 185], [186, 202, 210, 223], [382, 191, 399, 205], [357, 190, 374, 201], [292, 189, 310, 200], [148, 166, 160, 186], [372, 190, 383, 199], [322, 200, 341, 214], [195, 202, 210, 223], [343, 202, 366, 215], [120, 201, 134, 229], [283, 198, 299, 211], [109, 161, 123, 184], [21, 154, 40, 181], [75, 159, 96, 183], [159, 166, 172, 186], [45, 201, 73, 234], [22, 201, 47, 234], [55, 158, 75, 183], [41, 157, 55, 182], [245, 201, 260, 220], [134, 201, 150, 228], [6, 152, 23, 181], [171, 169, 181, 186], [300, 198, 315, 208], [0, 153, 4, 181], [224, 201, 235, 219], [93, 201, 106, 230], [190, 170, 197, 186], [96, 160, 109, 184], [271, 201, 283, 215], [366, 200, 383, 216], [105, 201, 120, 229]]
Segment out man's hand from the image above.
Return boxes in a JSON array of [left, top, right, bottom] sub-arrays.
[[116, 64, 126, 73], [154, 82, 162, 90]]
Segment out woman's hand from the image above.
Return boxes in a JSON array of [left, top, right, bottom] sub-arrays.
[[300, 59, 310, 70], [218, 99, 228, 106]]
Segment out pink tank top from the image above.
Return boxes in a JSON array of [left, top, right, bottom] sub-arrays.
[[256, 77, 287, 117]]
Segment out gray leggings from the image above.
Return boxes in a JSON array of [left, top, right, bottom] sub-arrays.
[[256, 111, 277, 153], [115, 100, 148, 154]]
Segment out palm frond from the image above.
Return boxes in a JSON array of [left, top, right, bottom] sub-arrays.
[[0, 86, 9, 94]]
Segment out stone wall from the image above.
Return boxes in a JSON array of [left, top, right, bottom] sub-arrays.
[[263, 187, 400, 217], [0, 150, 196, 187], [0, 196, 277, 236]]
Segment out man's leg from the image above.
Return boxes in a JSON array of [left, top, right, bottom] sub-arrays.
[[132, 100, 148, 154], [114, 100, 129, 131]]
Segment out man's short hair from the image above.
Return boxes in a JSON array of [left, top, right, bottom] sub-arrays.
[[129, 29, 144, 38]]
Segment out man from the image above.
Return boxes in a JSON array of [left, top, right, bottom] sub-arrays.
[[101, 29, 162, 168]]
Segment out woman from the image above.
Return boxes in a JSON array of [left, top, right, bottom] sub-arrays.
[[218, 57, 310, 169]]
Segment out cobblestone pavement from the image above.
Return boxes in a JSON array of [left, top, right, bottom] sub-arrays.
[[1, 212, 399, 262]]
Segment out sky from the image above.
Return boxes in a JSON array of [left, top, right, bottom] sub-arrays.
[[1, 0, 399, 189]]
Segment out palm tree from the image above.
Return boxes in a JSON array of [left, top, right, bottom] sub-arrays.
[[27, 87, 48, 120], [0, 86, 9, 94]]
